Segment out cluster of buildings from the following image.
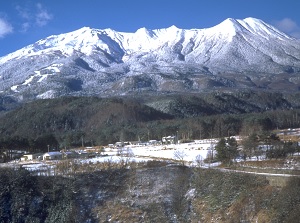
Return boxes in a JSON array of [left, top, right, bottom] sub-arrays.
[[20, 149, 98, 162], [18, 136, 180, 162], [112, 136, 177, 148], [17, 135, 215, 162]]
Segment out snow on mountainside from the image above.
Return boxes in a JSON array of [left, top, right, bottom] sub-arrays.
[[1, 17, 300, 102]]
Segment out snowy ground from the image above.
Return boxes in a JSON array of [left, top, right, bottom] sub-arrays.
[[10, 141, 217, 173], [128, 142, 214, 165], [74, 141, 217, 168], [5, 140, 299, 177]]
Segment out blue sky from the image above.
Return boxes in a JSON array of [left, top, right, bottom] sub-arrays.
[[1, 0, 300, 57]]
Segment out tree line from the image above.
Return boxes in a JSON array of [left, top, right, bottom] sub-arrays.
[[1, 96, 300, 155], [214, 132, 300, 165]]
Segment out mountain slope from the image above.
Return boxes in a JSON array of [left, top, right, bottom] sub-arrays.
[[1, 91, 300, 142], [1, 17, 300, 101]]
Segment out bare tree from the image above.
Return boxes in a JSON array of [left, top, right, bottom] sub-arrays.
[[173, 150, 187, 166], [195, 154, 204, 167]]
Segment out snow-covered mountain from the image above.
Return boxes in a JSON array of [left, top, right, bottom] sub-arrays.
[[1, 17, 300, 101]]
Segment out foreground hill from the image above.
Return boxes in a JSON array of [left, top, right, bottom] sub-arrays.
[[0, 165, 299, 222]]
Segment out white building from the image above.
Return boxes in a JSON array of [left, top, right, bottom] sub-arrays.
[[21, 153, 43, 161], [43, 151, 62, 160]]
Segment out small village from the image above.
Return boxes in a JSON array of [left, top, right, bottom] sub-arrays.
[[0, 128, 297, 178], [18, 135, 217, 163]]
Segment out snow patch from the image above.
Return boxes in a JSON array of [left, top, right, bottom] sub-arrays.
[[23, 74, 36, 85], [17, 64, 62, 87], [36, 90, 57, 99], [11, 85, 19, 92]]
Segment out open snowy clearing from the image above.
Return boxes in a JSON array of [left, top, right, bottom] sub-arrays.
[[6, 141, 216, 172], [3, 140, 300, 178]]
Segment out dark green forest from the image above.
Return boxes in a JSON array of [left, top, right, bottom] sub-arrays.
[[1, 91, 300, 152]]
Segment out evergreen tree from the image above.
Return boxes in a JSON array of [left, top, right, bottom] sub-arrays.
[[215, 137, 238, 165], [241, 133, 259, 160], [215, 138, 227, 163]]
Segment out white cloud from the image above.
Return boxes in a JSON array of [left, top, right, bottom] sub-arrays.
[[21, 22, 31, 32], [15, 3, 53, 32], [35, 3, 53, 27], [0, 18, 13, 38], [15, 5, 31, 32], [16, 5, 30, 20], [273, 18, 300, 39]]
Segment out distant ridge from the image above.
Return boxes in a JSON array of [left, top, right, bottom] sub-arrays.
[[0, 17, 300, 102]]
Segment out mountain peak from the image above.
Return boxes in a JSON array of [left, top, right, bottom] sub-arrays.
[[239, 17, 292, 39], [71, 26, 99, 36], [208, 17, 293, 40], [1, 17, 299, 71], [210, 18, 243, 38], [77, 26, 93, 31], [168, 25, 179, 29], [135, 27, 155, 37]]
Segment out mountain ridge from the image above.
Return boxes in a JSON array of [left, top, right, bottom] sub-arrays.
[[1, 17, 296, 63], [1, 17, 300, 102]]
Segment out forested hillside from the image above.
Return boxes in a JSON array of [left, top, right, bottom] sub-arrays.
[[1, 91, 300, 151], [0, 164, 299, 223]]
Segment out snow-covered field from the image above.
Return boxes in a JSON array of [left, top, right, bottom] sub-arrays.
[[128, 142, 215, 164], [3, 139, 300, 178], [78, 141, 216, 167], [11, 140, 217, 174]]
